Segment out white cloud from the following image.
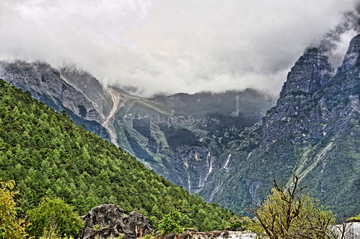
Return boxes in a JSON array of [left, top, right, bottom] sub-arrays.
[[0, 0, 358, 96]]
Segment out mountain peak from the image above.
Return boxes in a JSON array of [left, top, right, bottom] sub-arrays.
[[279, 47, 332, 98], [338, 34, 360, 73]]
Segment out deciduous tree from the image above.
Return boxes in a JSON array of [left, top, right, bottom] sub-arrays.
[[250, 172, 336, 239], [0, 179, 28, 239]]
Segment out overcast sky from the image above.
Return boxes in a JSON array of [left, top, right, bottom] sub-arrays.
[[0, 0, 359, 96]]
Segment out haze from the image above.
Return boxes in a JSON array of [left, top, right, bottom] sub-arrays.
[[0, 0, 359, 96]]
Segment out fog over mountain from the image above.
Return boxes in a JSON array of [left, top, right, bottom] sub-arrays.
[[0, 0, 359, 96]]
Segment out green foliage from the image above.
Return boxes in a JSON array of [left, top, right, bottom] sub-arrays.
[[0, 79, 234, 231], [347, 214, 360, 222], [251, 173, 336, 239], [0, 179, 28, 239], [228, 216, 243, 231], [158, 211, 184, 234], [27, 197, 84, 238]]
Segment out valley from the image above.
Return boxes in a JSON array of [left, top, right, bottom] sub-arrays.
[[3, 34, 360, 220]]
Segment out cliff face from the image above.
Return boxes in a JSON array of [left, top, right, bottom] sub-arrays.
[[3, 33, 360, 219], [0, 60, 273, 195], [260, 47, 333, 150], [205, 34, 360, 218], [0, 61, 110, 140]]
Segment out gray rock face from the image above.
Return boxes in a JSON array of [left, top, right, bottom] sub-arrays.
[[0, 61, 110, 140], [338, 34, 360, 73], [0, 59, 274, 202], [59, 66, 113, 117], [280, 47, 332, 98], [80, 204, 152, 239], [206, 33, 360, 218], [260, 47, 332, 150], [0, 61, 104, 123]]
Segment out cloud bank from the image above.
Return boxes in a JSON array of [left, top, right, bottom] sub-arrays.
[[0, 0, 359, 96]]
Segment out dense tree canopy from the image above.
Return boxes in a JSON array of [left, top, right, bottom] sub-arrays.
[[0, 79, 234, 232]]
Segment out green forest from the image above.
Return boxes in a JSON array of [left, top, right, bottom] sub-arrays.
[[0, 79, 234, 233]]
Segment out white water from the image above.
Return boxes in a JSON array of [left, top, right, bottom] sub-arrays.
[[203, 152, 213, 183], [333, 222, 360, 239], [198, 152, 214, 190], [192, 231, 256, 239], [234, 95, 241, 117], [209, 182, 223, 201], [223, 153, 231, 172], [246, 151, 252, 160], [187, 173, 191, 194]]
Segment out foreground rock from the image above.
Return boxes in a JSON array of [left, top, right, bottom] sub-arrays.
[[80, 204, 152, 239], [158, 230, 256, 239], [333, 222, 360, 239], [160, 223, 360, 239]]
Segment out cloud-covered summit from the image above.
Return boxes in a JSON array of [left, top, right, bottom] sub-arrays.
[[0, 0, 359, 96]]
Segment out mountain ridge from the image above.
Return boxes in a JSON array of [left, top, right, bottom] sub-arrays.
[[204, 33, 360, 218], [0, 60, 274, 196], [0, 78, 234, 230], [3, 33, 360, 219]]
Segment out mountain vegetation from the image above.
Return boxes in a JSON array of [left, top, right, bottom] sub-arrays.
[[0, 79, 234, 232], [200, 36, 360, 219], [2, 33, 360, 228], [251, 173, 336, 238], [0, 60, 274, 197]]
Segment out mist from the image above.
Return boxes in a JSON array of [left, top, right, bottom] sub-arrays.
[[0, 0, 359, 96]]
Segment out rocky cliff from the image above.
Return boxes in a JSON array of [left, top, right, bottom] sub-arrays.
[[204, 34, 360, 218], [0, 61, 110, 140], [0, 61, 273, 197], [3, 33, 360, 219]]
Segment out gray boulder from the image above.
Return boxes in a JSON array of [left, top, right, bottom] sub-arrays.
[[80, 204, 152, 239]]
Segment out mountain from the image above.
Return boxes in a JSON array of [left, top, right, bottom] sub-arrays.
[[0, 61, 111, 140], [0, 61, 274, 195], [0, 79, 234, 230], [4, 33, 360, 220], [202, 35, 360, 219]]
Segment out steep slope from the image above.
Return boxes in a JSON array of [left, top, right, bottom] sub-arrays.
[[0, 79, 234, 230], [0, 61, 274, 196], [0, 61, 110, 140], [205, 35, 360, 219], [110, 89, 273, 192]]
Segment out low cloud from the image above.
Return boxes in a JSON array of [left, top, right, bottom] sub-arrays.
[[0, 0, 359, 96]]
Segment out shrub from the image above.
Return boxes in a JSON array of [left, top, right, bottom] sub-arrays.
[[27, 197, 84, 238], [158, 211, 184, 235]]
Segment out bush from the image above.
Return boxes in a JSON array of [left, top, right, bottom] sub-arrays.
[[250, 172, 336, 238], [27, 197, 84, 238], [158, 211, 184, 234]]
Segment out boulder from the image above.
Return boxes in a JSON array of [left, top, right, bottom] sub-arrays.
[[80, 204, 152, 239]]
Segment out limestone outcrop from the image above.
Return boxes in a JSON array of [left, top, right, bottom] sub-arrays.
[[80, 204, 152, 239]]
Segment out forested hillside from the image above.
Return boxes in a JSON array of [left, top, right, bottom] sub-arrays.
[[0, 60, 274, 197], [0, 79, 234, 231]]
